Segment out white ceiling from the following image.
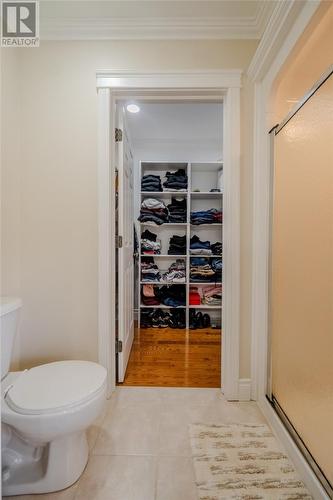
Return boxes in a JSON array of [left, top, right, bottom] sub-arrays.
[[39, 0, 277, 40], [126, 102, 222, 147]]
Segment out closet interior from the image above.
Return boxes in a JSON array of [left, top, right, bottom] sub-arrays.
[[118, 101, 223, 387]]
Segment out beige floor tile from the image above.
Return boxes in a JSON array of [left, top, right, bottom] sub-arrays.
[[160, 388, 222, 407], [158, 407, 192, 457], [112, 386, 164, 408], [156, 457, 198, 500], [93, 402, 162, 456], [3, 481, 78, 500], [73, 455, 156, 500]]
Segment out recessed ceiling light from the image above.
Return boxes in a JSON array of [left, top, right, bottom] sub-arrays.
[[127, 103, 140, 113]]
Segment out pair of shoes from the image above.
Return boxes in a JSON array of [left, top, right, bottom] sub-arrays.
[[190, 310, 211, 329], [168, 309, 186, 329], [151, 310, 170, 328]]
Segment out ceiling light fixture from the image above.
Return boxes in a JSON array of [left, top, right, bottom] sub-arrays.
[[127, 103, 140, 113]]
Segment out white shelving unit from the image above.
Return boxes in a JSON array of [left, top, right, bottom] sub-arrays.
[[138, 161, 223, 329]]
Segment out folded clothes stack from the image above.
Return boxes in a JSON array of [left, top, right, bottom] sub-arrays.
[[168, 234, 187, 255], [140, 308, 186, 328], [141, 284, 160, 306], [141, 229, 161, 254], [190, 208, 223, 225], [190, 235, 212, 255], [141, 257, 161, 282], [189, 286, 201, 305], [155, 284, 186, 307], [138, 198, 169, 225], [167, 197, 187, 223], [162, 259, 186, 283], [141, 174, 162, 192], [201, 285, 222, 306], [163, 169, 188, 192], [190, 257, 222, 283]]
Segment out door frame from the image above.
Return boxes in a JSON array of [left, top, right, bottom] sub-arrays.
[[96, 70, 242, 400]]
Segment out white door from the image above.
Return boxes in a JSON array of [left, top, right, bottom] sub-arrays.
[[116, 105, 134, 382]]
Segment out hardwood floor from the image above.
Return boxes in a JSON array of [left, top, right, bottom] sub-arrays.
[[119, 327, 221, 388]]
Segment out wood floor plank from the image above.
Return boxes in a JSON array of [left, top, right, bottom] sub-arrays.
[[119, 327, 221, 388]]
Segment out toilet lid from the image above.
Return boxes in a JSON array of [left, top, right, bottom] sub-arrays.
[[5, 361, 107, 415]]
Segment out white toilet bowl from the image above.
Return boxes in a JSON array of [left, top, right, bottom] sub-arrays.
[[2, 360, 107, 496]]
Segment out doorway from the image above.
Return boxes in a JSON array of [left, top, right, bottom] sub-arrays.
[[115, 101, 223, 387], [97, 70, 241, 400]]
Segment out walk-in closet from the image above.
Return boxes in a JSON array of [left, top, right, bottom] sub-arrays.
[[116, 102, 224, 387]]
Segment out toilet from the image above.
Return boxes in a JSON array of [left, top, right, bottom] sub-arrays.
[[1, 297, 107, 496]]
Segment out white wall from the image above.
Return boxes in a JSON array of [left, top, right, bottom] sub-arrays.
[[1, 39, 257, 377]]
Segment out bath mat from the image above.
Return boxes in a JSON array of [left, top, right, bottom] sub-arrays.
[[189, 423, 312, 499]]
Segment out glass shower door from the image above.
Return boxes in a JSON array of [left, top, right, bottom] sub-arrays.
[[269, 68, 333, 495]]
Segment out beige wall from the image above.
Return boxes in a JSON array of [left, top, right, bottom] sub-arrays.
[[271, 1, 333, 125], [1, 39, 258, 376]]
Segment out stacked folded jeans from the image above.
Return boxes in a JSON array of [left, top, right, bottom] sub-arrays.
[[211, 241, 222, 255], [141, 174, 162, 192], [163, 169, 188, 192], [141, 257, 161, 282], [140, 308, 186, 328], [141, 284, 160, 306], [155, 284, 186, 307], [141, 229, 161, 255], [190, 257, 221, 283], [167, 197, 187, 223], [162, 259, 186, 283], [168, 235, 186, 255], [201, 285, 222, 306], [138, 198, 168, 225], [190, 235, 212, 255], [190, 208, 222, 225], [189, 286, 201, 305]]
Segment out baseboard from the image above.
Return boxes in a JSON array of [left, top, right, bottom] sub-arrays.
[[238, 378, 251, 401], [259, 397, 329, 499]]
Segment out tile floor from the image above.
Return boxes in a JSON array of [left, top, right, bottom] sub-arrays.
[[7, 387, 268, 500]]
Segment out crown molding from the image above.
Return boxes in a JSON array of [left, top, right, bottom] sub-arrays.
[[40, 4, 274, 41], [96, 69, 242, 89], [247, 0, 307, 81]]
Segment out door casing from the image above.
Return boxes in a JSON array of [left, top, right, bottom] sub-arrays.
[[96, 70, 241, 400]]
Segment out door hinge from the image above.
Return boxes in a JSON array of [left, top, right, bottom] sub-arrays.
[[116, 340, 123, 353], [116, 235, 123, 248], [115, 128, 123, 142]]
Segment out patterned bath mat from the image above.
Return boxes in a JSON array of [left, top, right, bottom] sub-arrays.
[[189, 423, 312, 500]]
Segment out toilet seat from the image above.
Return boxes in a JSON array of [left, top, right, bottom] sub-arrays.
[[5, 360, 107, 415]]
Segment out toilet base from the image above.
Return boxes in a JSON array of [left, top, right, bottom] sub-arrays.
[[2, 427, 89, 496]]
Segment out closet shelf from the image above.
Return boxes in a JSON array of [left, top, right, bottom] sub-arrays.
[[188, 305, 222, 309], [140, 281, 186, 285], [190, 192, 223, 198], [140, 304, 186, 309], [190, 282, 222, 285], [140, 191, 188, 197], [140, 222, 187, 227], [141, 254, 186, 258]]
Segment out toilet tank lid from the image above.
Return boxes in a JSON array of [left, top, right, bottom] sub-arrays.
[[0, 297, 22, 317]]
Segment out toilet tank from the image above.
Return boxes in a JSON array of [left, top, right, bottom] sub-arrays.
[[0, 297, 22, 379]]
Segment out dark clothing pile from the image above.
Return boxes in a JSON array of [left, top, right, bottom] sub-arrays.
[[190, 208, 223, 225], [141, 257, 161, 282], [190, 257, 222, 283], [168, 234, 186, 255], [190, 236, 223, 256], [167, 197, 187, 223], [156, 284, 186, 307], [141, 174, 162, 192], [163, 169, 188, 191], [138, 198, 168, 225], [141, 229, 161, 254], [140, 308, 186, 328], [210, 241, 222, 255]]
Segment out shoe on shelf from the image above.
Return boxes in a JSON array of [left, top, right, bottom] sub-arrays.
[[202, 313, 211, 328]]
